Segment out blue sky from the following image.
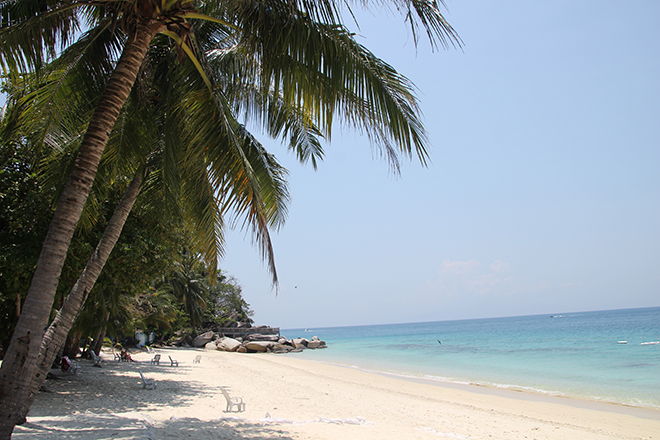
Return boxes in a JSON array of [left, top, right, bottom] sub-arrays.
[[222, 1, 660, 328], [2, 1, 658, 329]]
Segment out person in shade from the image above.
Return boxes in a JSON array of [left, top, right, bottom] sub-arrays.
[[121, 348, 136, 362]]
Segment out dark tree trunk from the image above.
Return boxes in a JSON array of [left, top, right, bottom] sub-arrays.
[[62, 333, 81, 360], [0, 22, 159, 438], [91, 329, 107, 357]]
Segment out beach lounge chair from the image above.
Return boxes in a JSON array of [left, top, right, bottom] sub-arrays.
[[138, 370, 157, 390], [168, 355, 179, 367], [220, 387, 245, 412], [150, 354, 161, 365], [193, 355, 201, 364], [91, 351, 102, 367]]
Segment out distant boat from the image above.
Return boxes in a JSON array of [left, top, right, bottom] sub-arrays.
[[617, 341, 627, 344], [641, 341, 660, 346], [304, 329, 311, 332]]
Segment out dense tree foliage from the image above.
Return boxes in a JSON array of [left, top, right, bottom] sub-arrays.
[[0, 142, 52, 354], [0, 1, 459, 435], [0, 141, 254, 353], [206, 274, 254, 327]]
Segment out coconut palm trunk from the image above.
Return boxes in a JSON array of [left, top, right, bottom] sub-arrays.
[[90, 310, 111, 356], [12, 170, 145, 421], [91, 326, 108, 357], [0, 22, 160, 438]]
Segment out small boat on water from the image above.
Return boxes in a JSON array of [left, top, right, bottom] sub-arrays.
[[618, 341, 627, 344], [641, 341, 660, 346]]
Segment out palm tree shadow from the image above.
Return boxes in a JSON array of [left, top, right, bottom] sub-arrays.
[[15, 415, 297, 439], [16, 361, 296, 439], [31, 363, 202, 416], [165, 417, 297, 439]]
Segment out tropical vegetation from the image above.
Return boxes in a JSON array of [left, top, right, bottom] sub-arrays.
[[0, 138, 253, 353], [0, 0, 460, 437]]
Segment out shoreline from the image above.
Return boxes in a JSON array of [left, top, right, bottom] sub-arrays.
[[303, 357, 660, 419], [13, 347, 660, 439]]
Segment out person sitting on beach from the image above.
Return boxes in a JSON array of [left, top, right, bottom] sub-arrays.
[[121, 348, 136, 362]]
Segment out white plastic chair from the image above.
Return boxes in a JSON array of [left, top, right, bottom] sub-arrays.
[[150, 354, 161, 365], [168, 355, 179, 367], [91, 351, 103, 367], [139, 370, 157, 390], [221, 387, 245, 412], [193, 355, 201, 364]]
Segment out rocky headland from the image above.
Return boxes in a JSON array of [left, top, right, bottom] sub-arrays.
[[171, 328, 327, 354]]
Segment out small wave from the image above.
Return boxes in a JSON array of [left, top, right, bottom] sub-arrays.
[[298, 356, 660, 410], [623, 362, 654, 368]]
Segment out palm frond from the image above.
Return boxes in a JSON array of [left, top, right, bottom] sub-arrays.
[[210, 5, 430, 170], [203, 43, 325, 168], [352, 0, 462, 50], [0, 0, 85, 73]]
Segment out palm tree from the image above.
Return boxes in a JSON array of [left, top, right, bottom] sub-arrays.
[[5, 45, 294, 421], [0, 1, 460, 435], [163, 252, 210, 328], [134, 288, 180, 334]]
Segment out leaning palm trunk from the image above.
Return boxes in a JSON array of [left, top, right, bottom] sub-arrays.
[[90, 310, 111, 357], [91, 327, 107, 357], [0, 22, 159, 437], [16, 170, 145, 422]]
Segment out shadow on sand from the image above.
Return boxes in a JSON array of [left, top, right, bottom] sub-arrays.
[[13, 360, 295, 440], [15, 415, 296, 439]]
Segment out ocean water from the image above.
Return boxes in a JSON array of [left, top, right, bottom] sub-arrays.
[[283, 307, 660, 409]]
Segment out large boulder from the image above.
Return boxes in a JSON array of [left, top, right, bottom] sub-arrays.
[[205, 341, 218, 350], [292, 338, 308, 349], [193, 331, 214, 347], [271, 344, 295, 353], [247, 334, 279, 342], [307, 340, 326, 349], [245, 341, 275, 352], [217, 337, 242, 352]]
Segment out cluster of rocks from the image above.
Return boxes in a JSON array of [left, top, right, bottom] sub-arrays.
[[189, 331, 327, 353]]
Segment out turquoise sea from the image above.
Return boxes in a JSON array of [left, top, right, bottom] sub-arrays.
[[283, 307, 660, 409]]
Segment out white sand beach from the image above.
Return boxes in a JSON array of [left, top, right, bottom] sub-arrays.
[[12, 347, 660, 440]]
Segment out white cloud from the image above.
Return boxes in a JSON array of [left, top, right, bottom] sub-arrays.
[[438, 259, 481, 275], [422, 259, 514, 299], [490, 260, 510, 273]]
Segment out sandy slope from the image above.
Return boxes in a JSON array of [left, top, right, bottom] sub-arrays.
[[12, 347, 659, 440]]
